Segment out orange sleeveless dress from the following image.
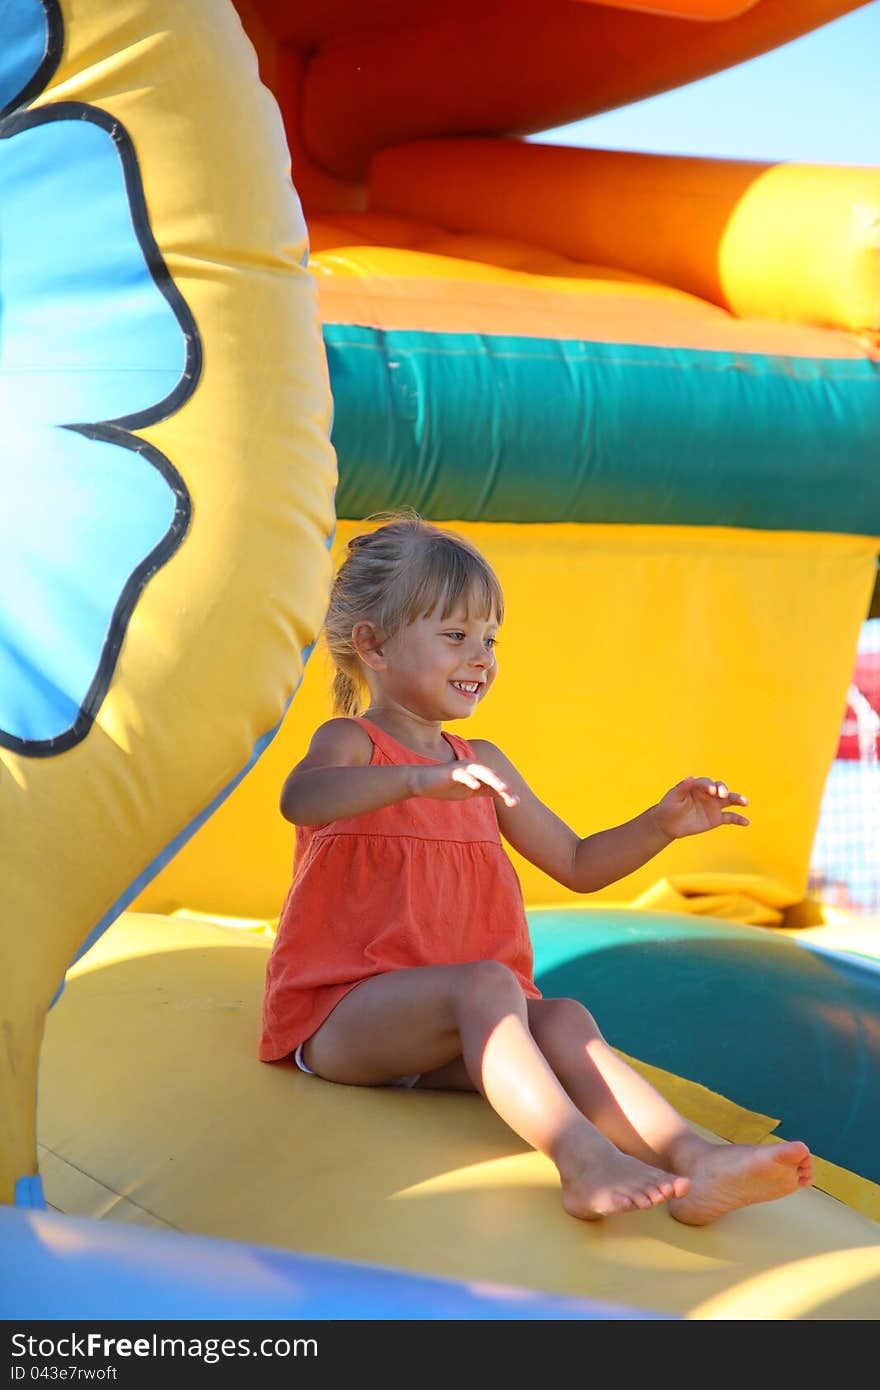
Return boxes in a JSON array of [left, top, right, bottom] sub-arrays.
[[259, 717, 540, 1061]]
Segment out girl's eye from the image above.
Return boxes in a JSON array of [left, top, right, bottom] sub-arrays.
[[443, 631, 497, 648], [444, 632, 497, 646]]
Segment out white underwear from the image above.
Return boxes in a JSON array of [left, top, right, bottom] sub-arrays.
[[293, 1041, 421, 1089]]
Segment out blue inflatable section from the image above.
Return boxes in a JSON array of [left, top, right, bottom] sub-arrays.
[[0, 1208, 672, 1320], [0, 0, 48, 115], [0, 114, 190, 747]]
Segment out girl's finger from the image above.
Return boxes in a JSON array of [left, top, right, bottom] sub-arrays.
[[451, 768, 481, 790], [465, 762, 505, 788], [465, 764, 519, 806], [695, 778, 737, 798], [721, 813, 750, 827]]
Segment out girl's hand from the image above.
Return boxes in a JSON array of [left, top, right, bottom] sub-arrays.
[[410, 761, 520, 808], [653, 776, 749, 840]]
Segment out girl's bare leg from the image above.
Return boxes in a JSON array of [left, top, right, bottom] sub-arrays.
[[527, 997, 813, 1225], [301, 961, 688, 1219]]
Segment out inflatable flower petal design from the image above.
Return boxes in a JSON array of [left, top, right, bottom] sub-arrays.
[[0, 2, 196, 754], [0, 0, 334, 1212]]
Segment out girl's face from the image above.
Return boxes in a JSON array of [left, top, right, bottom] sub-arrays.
[[378, 590, 499, 722]]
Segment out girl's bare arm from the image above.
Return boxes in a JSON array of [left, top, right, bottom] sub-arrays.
[[280, 720, 413, 824], [468, 739, 747, 894], [281, 720, 519, 825]]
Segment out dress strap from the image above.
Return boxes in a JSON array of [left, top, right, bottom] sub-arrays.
[[351, 717, 399, 762], [443, 730, 474, 761]]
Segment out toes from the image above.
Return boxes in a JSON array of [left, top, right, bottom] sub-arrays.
[[646, 1184, 671, 1206], [660, 1175, 690, 1200], [782, 1141, 810, 1165], [630, 1189, 655, 1210], [636, 1180, 677, 1208]]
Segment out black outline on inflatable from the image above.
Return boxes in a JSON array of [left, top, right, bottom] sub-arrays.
[[0, 0, 62, 120], [0, 25, 201, 758]]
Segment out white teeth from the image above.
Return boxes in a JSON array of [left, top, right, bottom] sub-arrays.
[[452, 681, 479, 692]]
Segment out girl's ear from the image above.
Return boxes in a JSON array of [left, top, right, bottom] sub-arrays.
[[351, 620, 386, 670]]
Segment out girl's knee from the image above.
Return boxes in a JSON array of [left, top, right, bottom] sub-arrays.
[[455, 959, 522, 1007], [531, 996, 603, 1045]]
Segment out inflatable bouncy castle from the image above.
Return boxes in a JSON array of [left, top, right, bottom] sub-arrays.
[[3, 0, 880, 1320]]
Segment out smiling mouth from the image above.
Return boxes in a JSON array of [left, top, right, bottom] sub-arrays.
[[450, 680, 482, 696]]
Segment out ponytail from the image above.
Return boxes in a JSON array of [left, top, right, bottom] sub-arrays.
[[332, 668, 363, 718]]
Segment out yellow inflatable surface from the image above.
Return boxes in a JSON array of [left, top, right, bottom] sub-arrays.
[[38, 913, 880, 1320]]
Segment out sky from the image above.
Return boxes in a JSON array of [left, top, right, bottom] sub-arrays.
[[530, 1, 880, 166]]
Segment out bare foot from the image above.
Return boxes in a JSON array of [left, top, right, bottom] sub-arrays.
[[556, 1128, 690, 1221], [669, 1140, 813, 1226]]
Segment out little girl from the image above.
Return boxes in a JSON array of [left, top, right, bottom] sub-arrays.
[[260, 514, 813, 1224]]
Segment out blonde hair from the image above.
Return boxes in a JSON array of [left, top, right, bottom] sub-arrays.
[[324, 510, 505, 717]]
